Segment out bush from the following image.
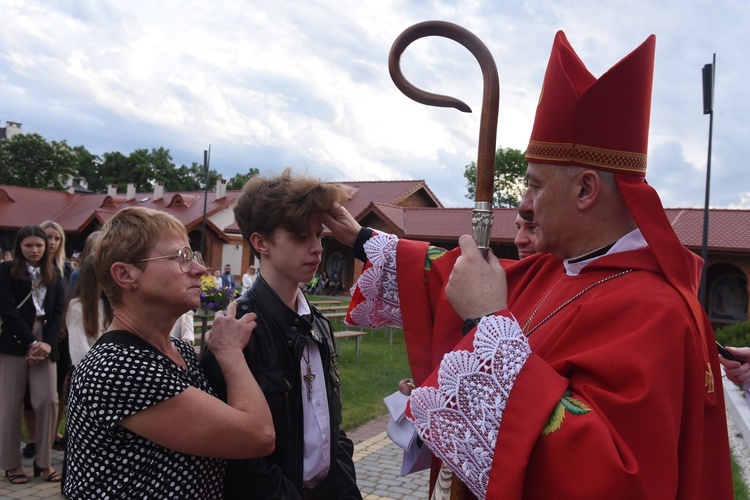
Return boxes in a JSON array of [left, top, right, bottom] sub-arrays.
[[716, 321, 750, 348]]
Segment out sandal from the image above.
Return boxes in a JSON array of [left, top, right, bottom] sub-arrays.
[[5, 469, 29, 485], [33, 462, 61, 483], [22, 442, 36, 458]]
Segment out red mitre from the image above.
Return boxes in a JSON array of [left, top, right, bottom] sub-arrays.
[[526, 31, 654, 175], [526, 31, 716, 397]]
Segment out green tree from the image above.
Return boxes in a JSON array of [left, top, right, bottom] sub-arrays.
[[71, 145, 103, 192], [0, 133, 79, 190], [182, 161, 223, 191], [1, 131, 248, 195], [227, 168, 260, 190], [464, 147, 527, 207]]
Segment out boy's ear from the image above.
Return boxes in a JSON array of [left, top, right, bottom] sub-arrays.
[[249, 233, 268, 256]]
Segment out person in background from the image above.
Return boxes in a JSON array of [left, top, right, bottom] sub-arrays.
[[66, 255, 113, 367], [69, 231, 100, 298], [170, 310, 196, 346], [221, 264, 236, 290], [303, 273, 321, 294], [3, 250, 13, 262], [514, 214, 538, 260], [241, 265, 257, 296], [40, 221, 73, 292], [213, 269, 223, 288], [326, 273, 343, 296], [201, 267, 214, 286], [62, 206, 274, 498], [201, 169, 360, 499], [21, 221, 73, 459], [39, 220, 73, 451], [317, 271, 330, 295], [0, 226, 65, 484]]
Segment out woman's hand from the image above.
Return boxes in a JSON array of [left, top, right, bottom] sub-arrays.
[[205, 301, 256, 359], [119, 300, 275, 459], [27, 341, 51, 364]]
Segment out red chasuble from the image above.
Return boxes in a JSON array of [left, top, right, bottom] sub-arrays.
[[372, 240, 733, 499]]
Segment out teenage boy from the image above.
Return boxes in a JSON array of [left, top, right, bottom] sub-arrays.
[[201, 169, 361, 499]]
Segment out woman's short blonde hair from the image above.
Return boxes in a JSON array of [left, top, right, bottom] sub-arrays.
[[95, 207, 187, 306]]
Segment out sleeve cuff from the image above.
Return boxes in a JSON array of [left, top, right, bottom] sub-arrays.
[[353, 227, 375, 262]]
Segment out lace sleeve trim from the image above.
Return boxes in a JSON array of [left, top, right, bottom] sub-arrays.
[[348, 233, 402, 328], [408, 315, 530, 499]]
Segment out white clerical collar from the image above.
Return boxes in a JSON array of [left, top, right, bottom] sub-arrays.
[[564, 228, 648, 276]]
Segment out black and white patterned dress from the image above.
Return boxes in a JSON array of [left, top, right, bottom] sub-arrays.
[[62, 330, 226, 499]]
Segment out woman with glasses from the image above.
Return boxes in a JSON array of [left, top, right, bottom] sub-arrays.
[[62, 207, 274, 499]]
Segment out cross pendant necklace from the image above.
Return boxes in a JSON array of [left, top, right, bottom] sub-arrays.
[[523, 269, 634, 336], [302, 343, 315, 400]]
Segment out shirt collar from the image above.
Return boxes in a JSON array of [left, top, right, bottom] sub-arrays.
[[296, 287, 312, 316]]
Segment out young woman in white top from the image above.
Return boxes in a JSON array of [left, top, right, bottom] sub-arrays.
[[66, 255, 113, 366]]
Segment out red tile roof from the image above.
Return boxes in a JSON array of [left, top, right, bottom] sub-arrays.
[[665, 208, 750, 252], [339, 180, 442, 218], [1, 183, 748, 254], [0, 184, 241, 234], [360, 205, 519, 242], [362, 205, 750, 252]]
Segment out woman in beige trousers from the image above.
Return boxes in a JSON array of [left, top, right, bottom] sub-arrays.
[[0, 225, 65, 484]]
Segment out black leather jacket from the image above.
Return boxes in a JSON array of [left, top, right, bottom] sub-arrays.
[[201, 275, 361, 499]]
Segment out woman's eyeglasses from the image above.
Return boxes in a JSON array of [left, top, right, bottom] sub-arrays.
[[137, 247, 204, 273]]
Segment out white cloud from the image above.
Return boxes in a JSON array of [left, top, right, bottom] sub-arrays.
[[0, 0, 748, 208]]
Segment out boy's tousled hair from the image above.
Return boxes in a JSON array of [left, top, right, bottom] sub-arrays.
[[234, 168, 349, 259]]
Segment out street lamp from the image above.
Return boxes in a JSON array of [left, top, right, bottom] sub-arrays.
[[698, 55, 715, 307]]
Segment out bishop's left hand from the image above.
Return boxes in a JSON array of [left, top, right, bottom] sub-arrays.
[[446, 235, 508, 320]]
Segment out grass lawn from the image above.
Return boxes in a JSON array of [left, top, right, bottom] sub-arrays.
[[335, 325, 411, 431], [733, 450, 750, 499]]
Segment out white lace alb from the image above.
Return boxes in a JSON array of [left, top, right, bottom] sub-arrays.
[[347, 232, 402, 328], [409, 315, 530, 499]]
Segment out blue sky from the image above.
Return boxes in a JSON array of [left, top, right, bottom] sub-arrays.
[[2, 0, 748, 208]]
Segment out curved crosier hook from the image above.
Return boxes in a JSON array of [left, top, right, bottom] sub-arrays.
[[388, 20, 498, 254]]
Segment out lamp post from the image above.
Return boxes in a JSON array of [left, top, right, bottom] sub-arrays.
[[698, 55, 715, 307], [199, 146, 211, 256], [199, 146, 211, 347]]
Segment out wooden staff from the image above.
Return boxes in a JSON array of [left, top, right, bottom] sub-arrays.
[[388, 20, 499, 257], [388, 20, 498, 499]]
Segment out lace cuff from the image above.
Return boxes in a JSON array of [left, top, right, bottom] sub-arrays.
[[408, 315, 530, 499], [348, 232, 402, 328]]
